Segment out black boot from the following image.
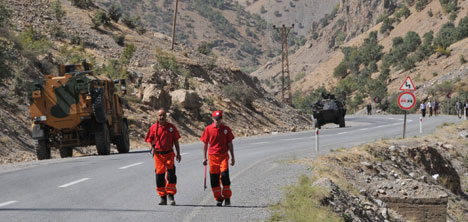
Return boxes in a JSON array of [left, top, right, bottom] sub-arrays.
[[224, 198, 231, 206], [168, 194, 176, 206], [216, 199, 223, 206], [158, 196, 167, 205]]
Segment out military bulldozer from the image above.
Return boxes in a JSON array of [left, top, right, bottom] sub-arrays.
[[28, 61, 130, 160], [311, 93, 346, 129]]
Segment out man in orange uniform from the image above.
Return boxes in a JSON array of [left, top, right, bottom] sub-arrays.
[[201, 110, 235, 206], [145, 108, 182, 206]]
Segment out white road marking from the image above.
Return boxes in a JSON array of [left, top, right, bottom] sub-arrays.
[[119, 162, 143, 169], [281, 138, 308, 141], [0, 201, 18, 207], [251, 141, 269, 145], [359, 128, 369, 131], [181, 153, 188, 156], [337, 132, 348, 135], [58, 178, 90, 188]]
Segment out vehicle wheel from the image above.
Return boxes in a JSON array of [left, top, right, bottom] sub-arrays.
[[339, 115, 346, 128], [115, 121, 130, 153], [35, 139, 51, 160], [59, 147, 73, 158], [95, 123, 111, 155], [314, 119, 321, 129]]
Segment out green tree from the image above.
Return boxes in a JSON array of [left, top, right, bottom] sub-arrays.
[[403, 31, 421, 53], [456, 16, 468, 40], [434, 22, 457, 49], [359, 31, 383, 66]]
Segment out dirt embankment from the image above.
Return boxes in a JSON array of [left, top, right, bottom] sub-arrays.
[[294, 121, 468, 222]]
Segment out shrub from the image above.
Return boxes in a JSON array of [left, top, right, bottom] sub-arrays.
[[19, 27, 52, 55], [70, 35, 82, 45], [120, 43, 135, 65], [380, 17, 394, 33], [122, 14, 138, 29], [460, 55, 466, 64], [113, 34, 125, 46], [434, 22, 457, 49], [427, 9, 433, 17], [294, 71, 306, 81], [51, 0, 66, 22], [91, 10, 110, 29], [440, 0, 458, 14], [456, 16, 468, 40], [222, 85, 255, 107], [395, 5, 411, 19], [0, 1, 10, 25], [70, 0, 93, 9], [415, 0, 430, 12], [197, 42, 212, 55], [46, 21, 64, 39], [108, 4, 121, 22], [135, 26, 146, 35]]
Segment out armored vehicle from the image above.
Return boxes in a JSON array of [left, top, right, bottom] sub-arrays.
[[311, 93, 346, 129], [28, 61, 130, 159]]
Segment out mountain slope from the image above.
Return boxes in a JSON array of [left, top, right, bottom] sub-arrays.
[[253, 0, 468, 111], [0, 0, 312, 164]]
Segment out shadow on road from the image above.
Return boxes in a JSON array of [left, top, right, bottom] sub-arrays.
[[174, 204, 267, 208], [0, 208, 157, 213]]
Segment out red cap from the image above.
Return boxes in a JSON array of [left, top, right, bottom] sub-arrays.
[[212, 110, 223, 119]]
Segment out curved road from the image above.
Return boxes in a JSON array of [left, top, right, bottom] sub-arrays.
[[0, 115, 462, 222]]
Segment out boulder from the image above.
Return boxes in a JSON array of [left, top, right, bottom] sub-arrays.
[[170, 89, 201, 110], [141, 84, 171, 109]]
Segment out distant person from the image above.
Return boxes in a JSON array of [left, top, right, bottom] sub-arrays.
[[456, 100, 462, 119], [427, 100, 433, 117], [420, 102, 426, 117], [434, 101, 439, 116], [145, 108, 182, 206], [465, 100, 468, 117], [366, 103, 372, 115], [201, 111, 235, 206]]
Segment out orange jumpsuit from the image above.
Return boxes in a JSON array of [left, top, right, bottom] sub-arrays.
[[145, 122, 180, 197], [201, 123, 234, 201]]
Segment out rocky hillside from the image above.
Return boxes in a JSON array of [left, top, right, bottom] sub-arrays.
[[253, 0, 468, 112], [235, 0, 340, 36], [92, 0, 321, 74], [273, 121, 468, 221], [0, 0, 312, 164]]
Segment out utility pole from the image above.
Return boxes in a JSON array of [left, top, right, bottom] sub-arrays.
[[273, 24, 294, 104], [171, 0, 179, 50]]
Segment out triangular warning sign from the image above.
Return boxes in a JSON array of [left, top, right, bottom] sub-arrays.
[[399, 76, 416, 91]]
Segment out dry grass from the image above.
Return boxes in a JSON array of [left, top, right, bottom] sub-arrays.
[[269, 175, 343, 222]]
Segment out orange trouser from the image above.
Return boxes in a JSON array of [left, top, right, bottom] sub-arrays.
[[209, 153, 231, 201], [154, 151, 177, 196]]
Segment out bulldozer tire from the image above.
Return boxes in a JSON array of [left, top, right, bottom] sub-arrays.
[[339, 115, 346, 128], [115, 121, 130, 153], [95, 123, 111, 155], [35, 139, 51, 160], [59, 147, 73, 158], [314, 119, 321, 129]]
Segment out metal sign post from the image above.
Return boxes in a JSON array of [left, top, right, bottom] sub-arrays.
[[403, 111, 407, 138], [398, 90, 416, 139], [419, 117, 423, 134]]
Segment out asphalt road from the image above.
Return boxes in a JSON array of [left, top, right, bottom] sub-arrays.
[[0, 115, 463, 222]]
